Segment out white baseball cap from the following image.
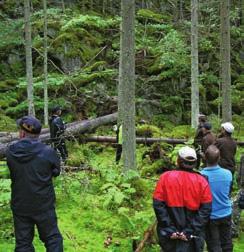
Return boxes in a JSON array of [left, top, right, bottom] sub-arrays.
[[221, 122, 234, 134], [178, 146, 197, 161]]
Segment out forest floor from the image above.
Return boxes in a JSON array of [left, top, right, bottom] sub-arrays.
[[0, 129, 244, 251]]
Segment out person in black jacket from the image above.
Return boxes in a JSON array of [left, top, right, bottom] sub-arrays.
[[6, 116, 63, 252], [153, 146, 212, 252], [49, 106, 68, 162], [194, 114, 207, 168]]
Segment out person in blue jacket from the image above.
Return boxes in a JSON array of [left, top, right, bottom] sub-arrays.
[[6, 116, 63, 252], [201, 145, 233, 252]]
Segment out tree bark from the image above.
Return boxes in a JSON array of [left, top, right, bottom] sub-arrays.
[[220, 0, 232, 122], [43, 0, 49, 126], [118, 0, 136, 172], [24, 0, 35, 116], [191, 0, 199, 128]]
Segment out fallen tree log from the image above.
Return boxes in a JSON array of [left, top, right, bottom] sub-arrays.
[[63, 165, 99, 174], [82, 136, 186, 144], [0, 113, 118, 158], [82, 136, 244, 146], [1, 112, 244, 158]]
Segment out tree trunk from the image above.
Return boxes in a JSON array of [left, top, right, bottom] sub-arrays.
[[118, 0, 136, 172], [61, 0, 65, 12], [179, 0, 184, 20], [43, 0, 49, 126], [220, 0, 232, 122], [90, 0, 93, 10], [173, 0, 179, 23], [24, 0, 35, 116], [102, 0, 107, 14], [191, 0, 199, 128]]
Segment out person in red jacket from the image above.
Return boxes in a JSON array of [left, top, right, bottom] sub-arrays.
[[153, 146, 212, 252]]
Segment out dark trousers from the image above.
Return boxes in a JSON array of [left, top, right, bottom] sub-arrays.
[[115, 144, 122, 164], [205, 215, 233, 252], [53, 139, 68, 162], [159, 236, 204, 252], [13, 208, 63, 252]]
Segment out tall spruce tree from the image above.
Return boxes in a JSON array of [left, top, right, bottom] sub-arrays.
[[220, 0, 232, 122], [118, 0, 136, 172], [24, 0, 35, 116], [43, 0, 48, 125], [191, 0, 199, 128]]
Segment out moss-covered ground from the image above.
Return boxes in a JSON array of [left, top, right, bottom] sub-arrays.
[[0, 134, 244, 251], [0, 122, 244, 251]]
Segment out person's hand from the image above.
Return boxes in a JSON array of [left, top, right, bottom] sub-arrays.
[[177, 232, 188, 241], [170, 232, 179, 240]]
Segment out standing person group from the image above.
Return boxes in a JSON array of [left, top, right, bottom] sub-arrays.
[[154, 120, 238, 252], [49, 106, 68, 163]]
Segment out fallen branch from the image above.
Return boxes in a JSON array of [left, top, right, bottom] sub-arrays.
[[134, 221, 157, 252], [63, 165, 98, 173]]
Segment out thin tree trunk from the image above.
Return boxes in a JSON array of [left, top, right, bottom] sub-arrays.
[[179, 0, 184, 20], [61, 0, 65, 13], [43, 0, 48, 126], [81, 0, 85, 11], [90, 0, 93, 10], [118, 0, 136, 172], [220, 0, 232, 122], [24, 0, 35, 116], [191, 0, 199, 128], [102, 0, 107, 14], [173, 0, 179, 23]]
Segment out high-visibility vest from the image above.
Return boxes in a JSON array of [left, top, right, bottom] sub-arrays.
[[0, 160, 9, 178], [118, 125, 122, 145]]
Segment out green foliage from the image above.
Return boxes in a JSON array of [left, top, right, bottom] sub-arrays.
[[0, 19, 23, 50], [0, 79, 18, 91], [66, 143, 94, 166], [137, 9, 167, 23], [0, 114, 16, 131], [0, 161, 10, 179], [136, 124, 162, 137], [71, 69, 117, 86], [164, 125, 195, 139], [17, 74, 64, 89], [0, 179, 11, 206], [99, 167, 138, 209], [61, 15, 120, 31], [0, 91, 18, 109], [148, 30, 189, 75]]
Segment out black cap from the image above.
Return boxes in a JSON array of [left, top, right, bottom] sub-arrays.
[[202, 122, 212, 130], [51, 106, 62, 114], [17, 116, 42, 134]]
